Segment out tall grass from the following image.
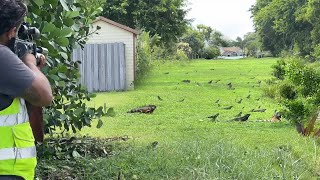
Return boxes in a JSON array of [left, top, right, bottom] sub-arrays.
[[41, 58, 320, 179]]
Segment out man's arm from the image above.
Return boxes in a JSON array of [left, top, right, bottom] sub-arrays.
[[21, 54, 53, 107]]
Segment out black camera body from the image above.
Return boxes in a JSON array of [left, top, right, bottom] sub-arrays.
[[15, 23, 48, 61]]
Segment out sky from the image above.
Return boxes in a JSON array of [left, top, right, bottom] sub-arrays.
[[186, 0, 256, 40]]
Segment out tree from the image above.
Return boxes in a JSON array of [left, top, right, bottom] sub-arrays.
[[196, 24, 213, 42], [180, 27, 205, 57], [251, 0, 313, 57], [243, 32, 262, 57], [209, 30, 230, 47], [27, 0, 108, 135], [101, 0, 189, 47]]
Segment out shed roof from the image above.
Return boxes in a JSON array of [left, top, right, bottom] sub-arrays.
[[93, 16, 139, 35]]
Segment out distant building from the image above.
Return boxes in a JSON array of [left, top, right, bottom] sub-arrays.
[[220, 47, 244, 57]]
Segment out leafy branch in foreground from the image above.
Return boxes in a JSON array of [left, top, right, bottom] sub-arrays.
[[27, 0, 110, 135]]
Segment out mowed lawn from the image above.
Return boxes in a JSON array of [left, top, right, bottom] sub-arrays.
[[81, 58, 320, 179]]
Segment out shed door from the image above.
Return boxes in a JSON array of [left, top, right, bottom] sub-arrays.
[[73, 43, 126, 92]]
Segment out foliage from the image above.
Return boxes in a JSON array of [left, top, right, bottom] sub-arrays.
[[27, 0, 106, 135], [180, 27, 205, 57], [268, 57, 320, 135], [202, 46, 220, 59], [208, 30, 230, 47], [36, 135, 129, 179], [100, 0, 189, 47], [135, 31, 155, 81], [177, 42, 192, 57], [173, 49, 189, 61], [272, 59, 286, 80], [278, 81, 297, 100], [181, 25, 231, 59], [251, 0, 314, 57], [243, 32, 262, 57]]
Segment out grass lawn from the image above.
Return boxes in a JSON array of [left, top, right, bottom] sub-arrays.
[[77, 58, 320, 179]]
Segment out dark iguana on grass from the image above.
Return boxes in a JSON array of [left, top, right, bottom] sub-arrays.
[[127, 105, 157, 114], [230, 114, 251, 122]]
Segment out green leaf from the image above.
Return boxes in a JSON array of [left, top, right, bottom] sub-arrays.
[[33, 0, 44, 7], [60, 114, 68, 121], [58, 81, 66, 87], [63, 18, 74, 27], [49, 74, 59, 81], [96, 119, 103, 128], [106, 107, 116, 117], [58, 72, 67, 79], [60, 28, 73, 37], [42, 23, 56, 33], [72, 150, 81, 158], [74, 108, 83, 115], [55, 37, 69, 47], [66, 11, 79, 18], [47, 0, 59, 8], [59, 52, 68, 60], [59, 0, 70, 11]]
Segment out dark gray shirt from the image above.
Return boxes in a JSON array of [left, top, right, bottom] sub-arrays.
[[0, 45, 35, 110]]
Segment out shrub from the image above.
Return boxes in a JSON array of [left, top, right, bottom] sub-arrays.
[[272, 59, 286, 80], [202, 46, 220, 59], [136, 32, 153, 81], [269, 57, 320, 129], [173, 49, 189, 61], [177, 42, 192, 58], [278, 81, 297, 100]]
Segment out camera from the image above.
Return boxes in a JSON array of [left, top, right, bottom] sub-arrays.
[[15, 22, 48, 62]]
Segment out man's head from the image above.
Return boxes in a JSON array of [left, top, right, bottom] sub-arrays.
[[0, 0, 27, 48]]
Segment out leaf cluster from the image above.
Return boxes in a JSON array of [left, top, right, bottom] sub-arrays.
[[270, 57, 320, 129], [27, 0, 107, 135]]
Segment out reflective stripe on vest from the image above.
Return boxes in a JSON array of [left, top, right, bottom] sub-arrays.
[[0, 98, 37, 180], [0, 146, 36, 160], [0, 99, 28, 127]]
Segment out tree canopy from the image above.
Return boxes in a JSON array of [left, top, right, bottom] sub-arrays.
[[101, 0, 189, 47], [251, 0, 315, 57]]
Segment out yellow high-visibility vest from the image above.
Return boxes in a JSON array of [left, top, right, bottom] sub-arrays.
[[0, 98, 37, 180]]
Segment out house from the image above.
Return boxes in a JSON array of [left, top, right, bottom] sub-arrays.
[[73, 16, 139, 92], [220, 47, 244, 57]]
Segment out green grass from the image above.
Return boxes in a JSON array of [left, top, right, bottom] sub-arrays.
[[73, 58, 320, 179]]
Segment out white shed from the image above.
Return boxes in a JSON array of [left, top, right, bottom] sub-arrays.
[[85, 16, 139, 91]]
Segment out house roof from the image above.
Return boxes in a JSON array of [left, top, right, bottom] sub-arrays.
[[93, 16, 139, 35], [220, 47, 242, 53]]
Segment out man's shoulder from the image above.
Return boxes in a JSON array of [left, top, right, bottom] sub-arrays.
[[0, 44, 16, 59], [0, 44, 13, 54], [0, 45, 20, 64]]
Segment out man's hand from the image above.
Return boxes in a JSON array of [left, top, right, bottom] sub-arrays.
[[37, 54, 47, 68], [22, 53, 47, 69]]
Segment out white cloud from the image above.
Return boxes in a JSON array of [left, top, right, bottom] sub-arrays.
[[186, 0, 256, 40]]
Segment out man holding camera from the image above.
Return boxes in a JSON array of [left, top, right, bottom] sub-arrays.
[[0, 0, 53, 179]]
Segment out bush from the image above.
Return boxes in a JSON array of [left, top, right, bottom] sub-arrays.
[[278, 81, 297, 100], [136, 32, 154, 81], [272, 59, 286, 80], [202, 46, 220, 59], [173, 49, 189, 61], [269, 57, 320, 126], [177, 42, 192, 58]]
